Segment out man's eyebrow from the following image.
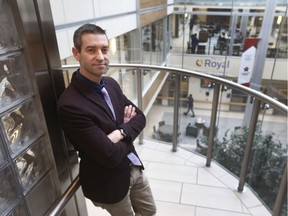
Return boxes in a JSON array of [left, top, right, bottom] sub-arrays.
[[85, 45, 108, 48], [85, 45, 95, 48]]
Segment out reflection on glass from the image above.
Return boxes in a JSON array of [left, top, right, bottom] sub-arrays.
[[0, 167, 19, 215], [1, 101, 42, 156], [7, 201, 27, 216], [0, 144, 5, 165], [0, 0, 20, 54], [0, 53, 32, 110], [2, 108, 24, 152], [15, 140, 49, 191], [0, 76, 17, 104]]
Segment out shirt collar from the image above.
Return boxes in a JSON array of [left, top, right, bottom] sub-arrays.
[[76, 70, 104, 92]]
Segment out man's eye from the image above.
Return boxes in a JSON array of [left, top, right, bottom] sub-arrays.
[[102, 48, 108, 54], [87, 48, 94, 53]]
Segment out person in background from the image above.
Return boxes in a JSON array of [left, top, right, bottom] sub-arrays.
[[189, 15, 198, 34], [189, 17, 195, 33], [235, 30, 243, 44], [190, 33, 199, 54], [184, 94, 195, 117], [218, 32, 227, 55], [57, 23, 156, 216]]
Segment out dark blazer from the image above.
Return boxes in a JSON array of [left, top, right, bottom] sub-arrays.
[[57, 71, 146, 204]]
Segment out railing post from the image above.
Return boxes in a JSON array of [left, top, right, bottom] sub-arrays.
[[206, 83, 220, 167], [237, 98, 261, 192], [136, 68, 144, 145], [172, 73, 181, 152], [272, 165, 287, 216]]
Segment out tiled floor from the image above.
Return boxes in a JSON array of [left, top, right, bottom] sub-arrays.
[[85, 139, 272, 216]]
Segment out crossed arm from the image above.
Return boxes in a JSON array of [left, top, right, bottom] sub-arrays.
[[107, 105, 136, 143]]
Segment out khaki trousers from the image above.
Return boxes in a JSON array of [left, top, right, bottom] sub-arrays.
[[93, 165, 157, 216]]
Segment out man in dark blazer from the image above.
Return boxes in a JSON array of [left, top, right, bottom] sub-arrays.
[[57, 24, 156, 215]]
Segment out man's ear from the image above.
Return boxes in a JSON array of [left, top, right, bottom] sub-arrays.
[[72, 47, 80, 61]]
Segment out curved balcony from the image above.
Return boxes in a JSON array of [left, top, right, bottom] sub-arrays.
[[51, 64, 287, 216]]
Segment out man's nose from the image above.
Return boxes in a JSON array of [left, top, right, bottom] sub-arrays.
[[95, 50, 104, 60]]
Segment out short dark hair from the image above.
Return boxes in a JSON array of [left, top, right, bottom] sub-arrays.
[[73, 23, 107, 52]]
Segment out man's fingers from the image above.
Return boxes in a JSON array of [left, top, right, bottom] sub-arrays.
[[131, 107, 136, 116], [124, 105, 136, 122]]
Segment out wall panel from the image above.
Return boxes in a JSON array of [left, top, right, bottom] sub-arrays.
[[140, 8, 167, 27], [140, 0, 167, 9]]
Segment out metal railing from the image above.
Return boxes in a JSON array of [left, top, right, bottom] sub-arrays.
[[48, 64, 287, 216], [47, 175, 80, 216]]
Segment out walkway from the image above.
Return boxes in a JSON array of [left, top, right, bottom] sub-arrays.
[[86, 139, 271, 216]]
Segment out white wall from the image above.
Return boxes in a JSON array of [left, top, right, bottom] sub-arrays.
[[167, 0, 174, 15], [49, 0, 138, 60], [188, 77, 232, 106]]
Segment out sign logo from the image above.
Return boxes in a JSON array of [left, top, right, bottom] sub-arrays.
[[195, 59, 230, 69], [196, 59, 203, 67]]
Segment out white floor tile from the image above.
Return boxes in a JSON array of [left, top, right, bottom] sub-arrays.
[[149, 179, 182, 203], [138, 148, 187, 165], [155, 201, 196, 216], [197, 167, 226, 188], [145, 162, 198, 184], [86, 199, 110, 216], [248, 205, 272, 216], [181, 183, 243, 213], [195, 206, 251, 216], [236, 187, 264, 208]]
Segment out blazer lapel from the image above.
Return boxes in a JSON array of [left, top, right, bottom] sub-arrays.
[[71, 73, 116, 121]]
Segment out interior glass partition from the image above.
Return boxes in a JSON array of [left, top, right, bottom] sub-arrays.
[[142, 19, 166, 65], [173, 2, 287, 57]]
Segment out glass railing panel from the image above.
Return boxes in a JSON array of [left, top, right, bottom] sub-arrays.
[[144, 71, 175, 144], [145, 103, 174, 143], [180, 84, 246, 155], [177, 76, 212, 152], [247, 107, 287, 215], [107, 67, 138, 102], [193, 87, 287, 215]]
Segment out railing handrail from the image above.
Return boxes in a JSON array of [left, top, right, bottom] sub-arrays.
[[46, 175, 80, 216], [61, 64, 288, 113]]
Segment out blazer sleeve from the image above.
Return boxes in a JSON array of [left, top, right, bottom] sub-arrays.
[[104, 77, 146, 142], [118, 94, 146, 142]]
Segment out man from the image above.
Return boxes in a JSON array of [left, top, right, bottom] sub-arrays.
[[190, 33, 199, 54], [184, 94, 195, 117], [57, 23, 156, 216]]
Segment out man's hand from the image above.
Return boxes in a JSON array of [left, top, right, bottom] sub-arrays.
[[107, 130, 123, 143], [124, 105, 136, 123], [107, 105, 136, 143]]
